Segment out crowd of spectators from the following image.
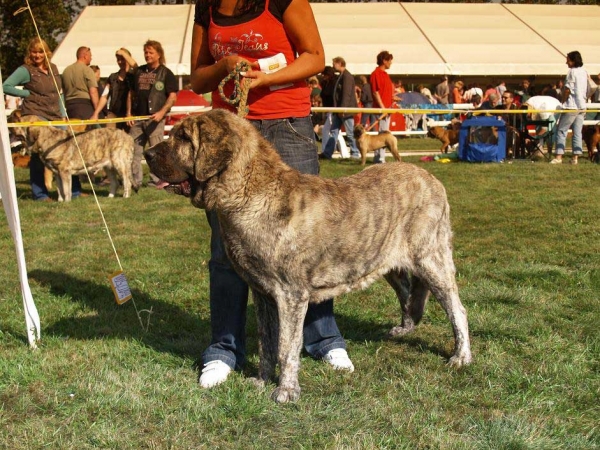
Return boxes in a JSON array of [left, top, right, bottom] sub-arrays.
[[306, 50, 598, 163], [5, 40, 600, 180], [3, 38, 178, 200]]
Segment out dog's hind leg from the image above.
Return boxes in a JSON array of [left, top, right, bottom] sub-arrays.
[[415, 252, 472, 367], [107, 169, 119, 198], [57, 172, 71, 202], [385, 269, 430, 337], [252, 290, 279, 385], [271, 297, 309, 403], [387, 141, 402, 162]]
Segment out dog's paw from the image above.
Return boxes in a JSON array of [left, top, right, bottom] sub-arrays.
[[271, 386, 301, 403], [249, 377, 267, 390], [448, 352, 472, 368], [388, 324, 415, 337]]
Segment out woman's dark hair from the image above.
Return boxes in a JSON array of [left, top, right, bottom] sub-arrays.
[[376, 50, 393, 66], [567, 51, 583, 68], [197, 0, 264, 16]]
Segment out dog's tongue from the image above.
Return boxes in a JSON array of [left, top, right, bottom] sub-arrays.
[[163, 179, 192, 197]]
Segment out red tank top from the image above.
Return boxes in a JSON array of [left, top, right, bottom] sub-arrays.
[[208, 0, 310, 119]]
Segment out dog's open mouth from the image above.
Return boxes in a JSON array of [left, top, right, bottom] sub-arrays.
[[162, 178, 192, 197]]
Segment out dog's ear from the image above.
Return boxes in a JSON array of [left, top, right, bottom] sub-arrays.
[[193, 111, 240, 182], [7, 109, 22, 124], [27, 126, 41, 144]]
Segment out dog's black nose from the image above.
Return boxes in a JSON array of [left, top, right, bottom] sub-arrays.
[[143, 147, 156, 163]]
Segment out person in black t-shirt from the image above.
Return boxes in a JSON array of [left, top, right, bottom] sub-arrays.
[[126, 40, 178, 187], [91, 48, 138, 131]]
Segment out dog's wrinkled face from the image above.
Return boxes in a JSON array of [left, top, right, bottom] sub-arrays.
[[353, 123, 366, 139], [145, 119, 197, 199], [7, 110, 26, 142], [7, 111, 43, 149], [144, 110, 238, 209]]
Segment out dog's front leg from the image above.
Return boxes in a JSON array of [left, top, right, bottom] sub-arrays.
[[56, 172, 69, 202], [271, 297, 308, 403], [252, 290, 278, 385]]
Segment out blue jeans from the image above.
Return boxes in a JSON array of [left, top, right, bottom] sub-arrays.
[[130, 119, 166, 185], [361, 106, 377, 128], [555, 111, 584, 156], [323, 114, 359, 158], [30, 117, 81, 200], [321, 113, 333, 155], [203, 115, 346, 370]]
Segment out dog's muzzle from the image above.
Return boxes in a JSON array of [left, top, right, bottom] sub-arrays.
[[164, 179, 192, 197], [144, 145, 193, 197]]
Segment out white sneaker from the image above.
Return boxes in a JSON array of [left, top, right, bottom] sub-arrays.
[[549, 158, 562, 164], [199, 360, 232, 388], [323, 348, 354, 372]]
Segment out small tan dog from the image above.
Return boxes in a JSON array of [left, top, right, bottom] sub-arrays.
[[427, 124, 461, 153], [353, 124, 400, 166]]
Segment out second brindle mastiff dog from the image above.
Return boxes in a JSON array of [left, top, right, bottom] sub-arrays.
[[10, 111, 138, 201], [145, 109, 472, 403]]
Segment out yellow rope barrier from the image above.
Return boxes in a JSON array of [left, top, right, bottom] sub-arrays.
[[6, 115, 152, 128], [311, 107, 600, 115]]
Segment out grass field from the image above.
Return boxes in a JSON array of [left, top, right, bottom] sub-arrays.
[[1, 149, 599, 449]]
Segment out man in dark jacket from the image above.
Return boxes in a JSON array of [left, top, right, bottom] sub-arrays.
[[321, 57, 359, 159]]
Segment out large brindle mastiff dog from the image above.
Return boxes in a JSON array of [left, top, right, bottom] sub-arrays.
[[10, 112, 139, 201], [145, 109, 472, 403]]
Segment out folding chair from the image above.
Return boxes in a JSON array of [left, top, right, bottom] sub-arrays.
[[523, 118, 555, 161]]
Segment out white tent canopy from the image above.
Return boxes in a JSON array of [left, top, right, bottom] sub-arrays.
[[51, 3, 600, 77]]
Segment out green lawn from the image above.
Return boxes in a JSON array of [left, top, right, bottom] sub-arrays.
[[1, 154, 598, 449]]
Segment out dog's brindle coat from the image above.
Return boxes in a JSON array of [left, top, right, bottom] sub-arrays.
[[10, 112, 139, 201], [145, 110, 472, 403]]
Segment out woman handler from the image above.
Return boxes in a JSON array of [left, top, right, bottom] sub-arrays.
[[191, 0, 353, 388]]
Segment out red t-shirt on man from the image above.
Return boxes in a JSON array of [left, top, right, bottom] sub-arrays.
[[370, 66, 393, 108]]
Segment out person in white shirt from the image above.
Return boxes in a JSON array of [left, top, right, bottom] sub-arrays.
[[524, 95, 561, 154], [551, 51, 588, 165]]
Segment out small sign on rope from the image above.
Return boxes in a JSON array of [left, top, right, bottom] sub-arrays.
[[109, 270, 133, 305]]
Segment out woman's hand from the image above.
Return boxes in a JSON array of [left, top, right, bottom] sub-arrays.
[[240, 68, 269, 90], [221, 55, 258, 75]]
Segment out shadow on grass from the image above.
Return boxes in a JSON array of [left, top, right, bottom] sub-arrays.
[[332, 312, 455, 361], [26, 269, 456, 367], [28, 269, 210, 361]]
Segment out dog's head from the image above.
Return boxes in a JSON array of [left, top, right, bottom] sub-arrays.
[[144, 109, 245, 209], [427, 126, 444, 139], [7, 110, 26, 141], [6, 111, 44, 149], [353, 123, 366, 139]]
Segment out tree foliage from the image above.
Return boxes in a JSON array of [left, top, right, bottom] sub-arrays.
[[0, 0, 70, 76], [0, 0, 194, 77]]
